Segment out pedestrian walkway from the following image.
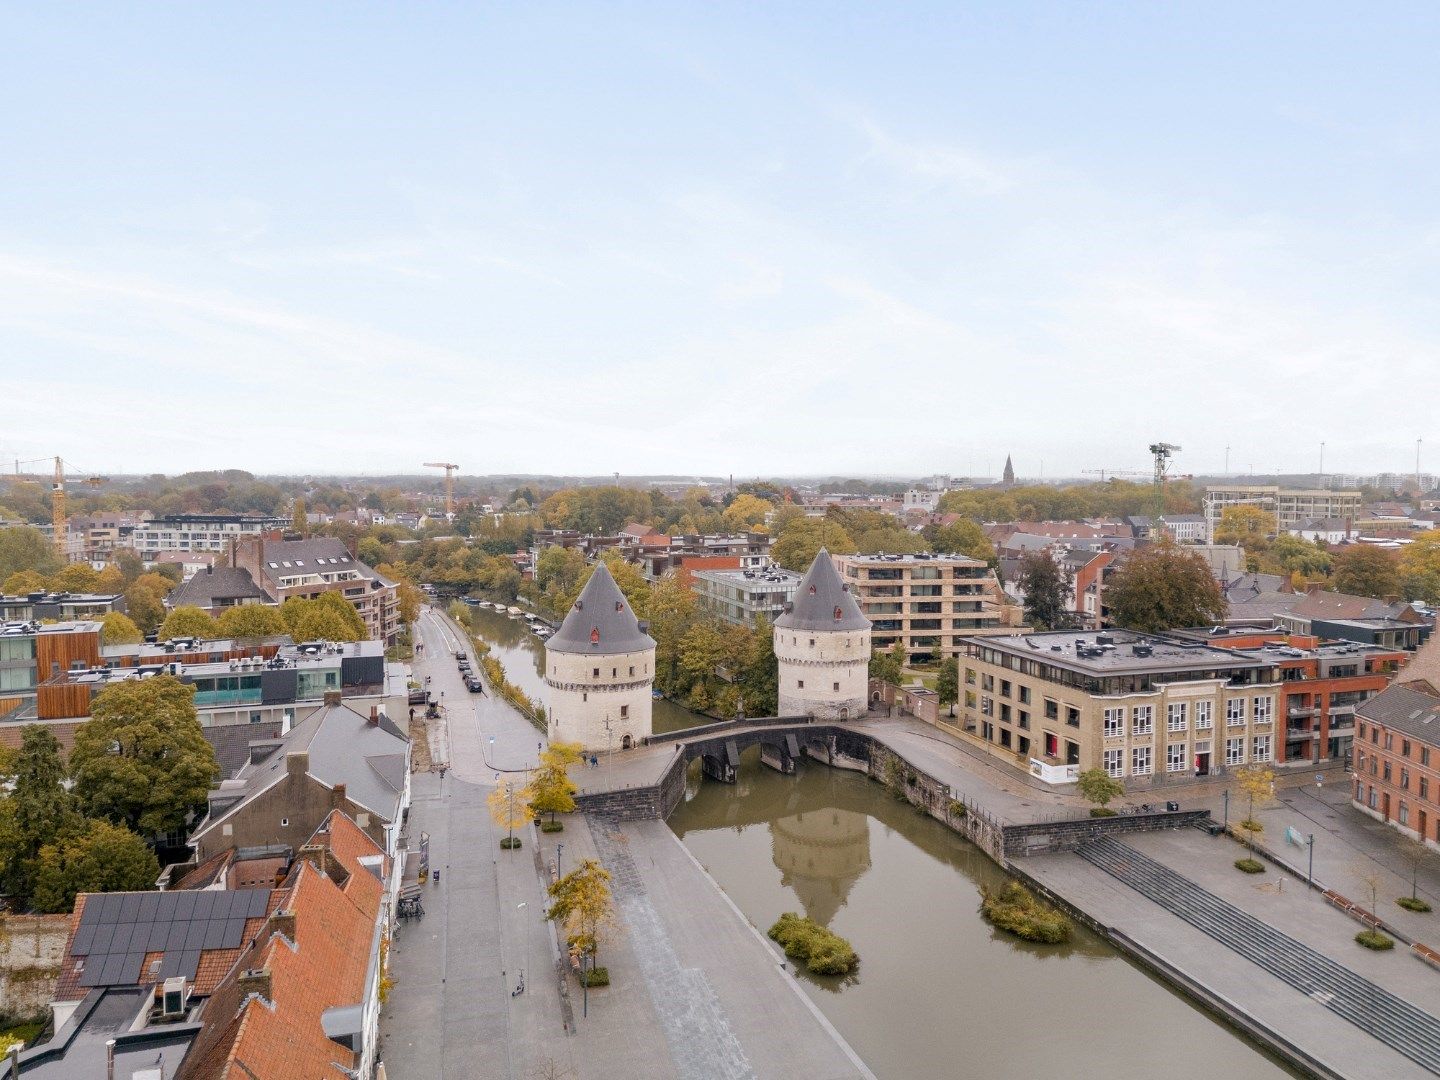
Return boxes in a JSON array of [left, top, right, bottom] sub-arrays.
[[1079, 836, 1440, 1076]]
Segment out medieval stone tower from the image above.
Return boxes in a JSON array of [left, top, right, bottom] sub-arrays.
[[774, 549, 872, 720], [544, 562, 656, 751]]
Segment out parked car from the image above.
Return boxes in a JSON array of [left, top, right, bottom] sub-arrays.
[[465, 676, 483, 693], [408, 688, 429, 705]]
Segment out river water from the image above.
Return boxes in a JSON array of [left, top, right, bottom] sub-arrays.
[[463, 604, 702, 733], [670, 753, 1296, 1080]]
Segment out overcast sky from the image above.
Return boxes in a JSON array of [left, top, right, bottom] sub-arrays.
[[2, 4, 1437, 480]]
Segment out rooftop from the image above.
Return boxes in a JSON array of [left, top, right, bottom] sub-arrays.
[[691, 566, 801, 588], [546, 562, 656, 655], [979, 629, 1272, 675], [1357, 683, 1440, 745], [834, 551, 987, 565], [775, 550, 869, 632]]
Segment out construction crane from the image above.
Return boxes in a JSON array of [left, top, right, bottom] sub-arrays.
[[422, 462, 459, 518], [1081, 468, 1148, 483], [1149, 442, 1182, 518], [7, 456, 107, 557]]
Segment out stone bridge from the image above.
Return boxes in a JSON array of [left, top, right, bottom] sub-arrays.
[[658, 720, 856, 785]]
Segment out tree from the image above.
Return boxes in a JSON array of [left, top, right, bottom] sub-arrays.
[[50, 562, 100, 594], [647, 572, 698, 697], [159, 606, 219, 640], [528, 742, 582, 824], [935, 657, 959, 717], [547, 859, 615, 966], [69, 675, 219, 837], [216, 604, 287, 639], [555, 552, 651, 619], [1076, 768, 1124, 813], [1399, 532, 1440, 605], [721, 492, 774, 531], [134, 571, 178, 596], [30, 819, 160, 914], [1260, 534, 1332, 580], [1234, 763, 1275, 839], [1396, 835, 1432, 909], [280, 592, 367, 641], [1214, 505, 1276, 551], [0, 725, 78, 899], [1332, 546, 1400, 600], [0, 526, 61, 581], [488, 780, 534, 848], [123, 583, 166, 634], [114, 549, 145, 585], [1105, 543, 1227, 633], [2, 568, 49, 594], [100, 611, 143, 646], [395, 582, 424, 626], [739, 615, 779, 717], [1016, 551, 1072, 630], [771, 517, 856, 572], [94, 564, 126, 594], [1348, 859, 1393, 950], [291, 498, 307, 536], [869, 641, 905, 686], [925, 518, 995, 564]]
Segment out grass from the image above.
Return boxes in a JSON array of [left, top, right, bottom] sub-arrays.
[[979, 881, 1073, 944], [500, 836, 522, 849], [768, 912, 860, 975], [0, 1021, 45, 1054], [581, 966, 610, 987], [1089, 808, 1118, 817], [1234, 857, 1266, 874], [1238, 818, 1264, 833], [1397, 896, 1433, 913], [540, 820, 564, 833], [1355, 929, 1395, 950]]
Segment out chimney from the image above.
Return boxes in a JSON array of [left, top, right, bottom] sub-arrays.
[[206, 563, 213, 575], [298, 841, 349, 885], [332, 782, 347, 808], [286, 750, 309, 776], [236, 967, 272, 1004], [267, 909, 296, 943], [1306, 583, 1324, 595], [324, 690, 342, 707], [368, 705, 379, 726]]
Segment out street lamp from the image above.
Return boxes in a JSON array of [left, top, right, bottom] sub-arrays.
[[1222, 788, 1230, 829], [1306, 833, 1316, 888], [556, 842, 564, 880]]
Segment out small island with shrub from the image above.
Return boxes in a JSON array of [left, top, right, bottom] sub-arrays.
[[768, 913, 859, 975], [980, 881, 1073, 944]]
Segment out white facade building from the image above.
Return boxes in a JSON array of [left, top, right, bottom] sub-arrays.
[[775, 550, 872, 721], [544, 562, 656, 750]]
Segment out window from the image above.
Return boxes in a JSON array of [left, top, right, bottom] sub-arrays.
[[1017, 710, 1030, 730], [280, 817, 289, 827], [981, 696, 993, 716], [1167, 702, 1188, 732], [965, 668, 977, 685], [1019, 686, 1031, 704], [1194, 701, 1213, 730], [1402, 738, 1411, 756], [1000, 680, 1011, 698], [1226, 699, 1245, 727], [1066, 706, 1080, 728], [1356, 750, 1365, 771], [1401, 767, 1410, 790], [797, 680, 805, 690], [1103, 708, 1124, 737], [1421, 778, 1429, 800], [1423, 747, 1431, 767], [1368, 786, 1378, 809], [1131, 746, 1152, 776], [1045, 732, 1059, 757], [1252, 734, 1272, 763], [620, 705, 629, 720], [1132, 705, 1154, 736], [1104, 748, 1124, 778], [1000, 704, 1012, 723], [1225, 737, 1245, 766], [630, 666, 635, 676], [1399, 803, 1410, 827], [1385, 733, 1394, 750], [833, 682, 840, 692], [1252, 696, 1273, 724], [1166, 743, 1187, 772], [593, 667, 600, 678], [1383, 761, 1392, 782]]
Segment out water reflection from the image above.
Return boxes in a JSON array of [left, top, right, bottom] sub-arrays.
[[670, 751, 1296, 1080]]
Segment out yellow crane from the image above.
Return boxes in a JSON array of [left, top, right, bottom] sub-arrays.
[[423, 462, 460, 518], [6, 456, 107, 557]]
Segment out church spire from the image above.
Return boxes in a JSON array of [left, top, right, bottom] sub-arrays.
[[1002, 454, 1015, 486]]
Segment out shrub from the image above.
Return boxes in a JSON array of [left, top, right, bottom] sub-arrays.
[[948, 799, 967, 819], [1234, 858, 1265, 874], [767, 912, 859, 975], [1238, 818, 1263, 833], [540, 821, 565, 833], [1397, 896, 1432, 913], [1355, 929, 1395, 950], [979, 881, 1072, 944], [500, 836, 522, 849], [1089, 808, 1118, 818], [581, 966, 610, 987]]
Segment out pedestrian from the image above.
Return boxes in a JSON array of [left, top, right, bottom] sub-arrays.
[[409, 707, 415, 722]]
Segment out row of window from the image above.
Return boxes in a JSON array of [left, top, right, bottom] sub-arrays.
[[1358, 722, 1434, 765], [1102, 698, 1273, 737], [1356, 750, 1433, 800], [1105, 735, 1271, 777]]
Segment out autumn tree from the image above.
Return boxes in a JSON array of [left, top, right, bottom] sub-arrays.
[[1015, 551, 1072, 630], [1259, 534, 1331, 580], [69, 675, 220, 836], [1399, 532, 1440, 604], [159, 606, 220, 640], [1234, 763, 1275, 837], [50, 562, 100, 594], [771, 517, 856, 573], [1331, 546, 1400, 600], [528, 742, 582, 825], [554, 552, 650, 619], [216, 604, 287, 639], [2, 568, 49, 595], [94, 564, 126, 594], [291, 498, 307, 536], [123, 583, 166, 634], [30, 819, 160, 914], [1214, 505, 1276, 552], [280, 592, 367, 641], [924, 518, 995, 564], [547, 859, 615, 967], [1105, 543, 1226, 633], [0, 526, 61, 581], [721, 492, 774, 531], [100, 611, 143, 646], [489, 780, 534, 848]]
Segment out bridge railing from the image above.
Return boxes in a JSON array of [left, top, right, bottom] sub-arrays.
[[641, 714, 814, 746]]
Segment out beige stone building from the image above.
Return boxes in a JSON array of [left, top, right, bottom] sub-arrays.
[[833, 552, 1020, 664], [951, 629, 1280, 788]]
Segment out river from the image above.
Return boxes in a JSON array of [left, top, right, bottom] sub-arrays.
[[463, 603, 703, 733], [669, 752, 1296, 1080]]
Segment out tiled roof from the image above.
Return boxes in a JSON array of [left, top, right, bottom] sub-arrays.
[[1356, 683, 1440, 746], [1290, 591, 1408, 622], [177, 812, 385, 1080], [169, 568, 270, 608], [775, 550, 869, 632], [546, 562, 656, 655]]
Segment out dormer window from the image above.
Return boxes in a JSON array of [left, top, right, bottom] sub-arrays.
[[590, 627, 600, 644], [834, 605, 843, 620]]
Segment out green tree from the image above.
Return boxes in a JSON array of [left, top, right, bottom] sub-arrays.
[[1260, 534, 1332, 580], [357, 536, 386, 566], [555, 552, 651, 619], [100, 611, 143, 646], [1214, 505, 1276, 552], [925, 518, 995, 564], [291, 498, 307, 536], [0, 526, 61, 581], [1076, 768, 1125, 813], [936, 657, 959, 716], [771, 517, 856, 572], [0, 725, 78, 899], [159, 606, 220, 640], [69, 675, 219, 837], [1105, 543, 1227, 633], [280, 592, 367, 641], [1399, 532, 1440, 604], [547, 859, 615, 966], [1332, 546, 1400, 600], [30, 819, 160, 914], [869, 641, 905, 686], [739, 615, 779, 717], [647, 572, 698, 696], [527, 742, 582, 824], [1015, 551, 1072, 630], [123, 583, 166, 634], [216, 604, 287, 639], [113, 549, 145, 585]]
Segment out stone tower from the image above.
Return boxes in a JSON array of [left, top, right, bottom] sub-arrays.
[[544, 562, 656, 751], [774, 549, 872, 720], [1002, 454, 1016, 487]]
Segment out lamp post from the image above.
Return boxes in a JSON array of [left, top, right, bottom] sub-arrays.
[[1306, 833, 1316, 888], [556, 842, 564, 880], [1222, 788, 1230, 829]]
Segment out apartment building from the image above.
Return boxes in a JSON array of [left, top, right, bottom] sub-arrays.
[[1157, 514, 1207, 543], [0, 591, 125, 622], [131, 513, 289, 556], [953, 629, 1280, 787], [690, 566, 802, 626], [1354, 682, 1440, 848], [834, 552, 1021, 664], [1202, 485, 1362, 541], [233, 536, 401, 643]]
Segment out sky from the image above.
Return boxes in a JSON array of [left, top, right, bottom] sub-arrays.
[[2, 3, 1439, 480]]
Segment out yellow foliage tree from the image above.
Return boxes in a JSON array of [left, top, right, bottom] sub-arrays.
[[528, 742, 582, 825], [546, 859, 615, 966], [1234, 762, 1275, 840], [488, 780, 534, 848]]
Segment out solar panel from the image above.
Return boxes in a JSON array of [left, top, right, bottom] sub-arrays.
[[136, 892, 162, 921], [177, 950, 201, 979], [210, 891, 234, 921], [191, 892, 217, 920], [202, 920, 229, 950], [149, 922, 173, 951], [184, 922, 207, 950], [91, 925, 116, 954], [118, 893, 143, 923], [99, 954, 128, 985], [223, 918, 246, 944], [157, 951, 182, 980], [164, 922, 189, 952], [172, 892, 198, 920], [118, 952, 144, 984], [71, 922, 97, 954]]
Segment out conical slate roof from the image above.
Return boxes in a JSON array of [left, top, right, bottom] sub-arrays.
[[546, 561, 656, 655], [775, 549, 870, 631]]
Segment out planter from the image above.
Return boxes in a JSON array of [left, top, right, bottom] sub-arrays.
[[1397, 896, 1432, 913], [500, 836, 522, 850], [1355, 929, 1395, 950], [1234, 858, 1265, 874], [540, 821, 565, 833]]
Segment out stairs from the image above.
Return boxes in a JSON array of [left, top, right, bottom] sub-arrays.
[[1078, 836, 1440, 1076]]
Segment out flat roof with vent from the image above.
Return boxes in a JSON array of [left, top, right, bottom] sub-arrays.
[[977, 629, 1273, 677]]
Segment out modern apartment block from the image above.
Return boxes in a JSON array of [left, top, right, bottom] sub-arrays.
[[690, 566, 802, 626], [1354, 681, 1440, 849], [954, 629, 1280, 787], [834, 552, 1021, 663], [0, 591, 126, 622], [131, 513, 289, 556], [232, 536, 401, 643], [1202, 485, 1361, 541]]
